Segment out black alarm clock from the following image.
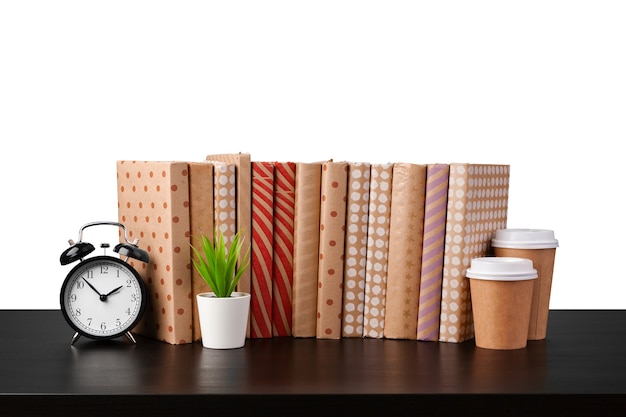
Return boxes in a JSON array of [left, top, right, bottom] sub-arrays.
[[59, 221, 149, 345]]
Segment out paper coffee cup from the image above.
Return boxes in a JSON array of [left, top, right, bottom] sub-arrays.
[[467, 257, 538, 350], [491, 229, 558, 340]]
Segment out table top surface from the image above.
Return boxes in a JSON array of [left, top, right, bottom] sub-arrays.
[[1, 309, 625, 396]]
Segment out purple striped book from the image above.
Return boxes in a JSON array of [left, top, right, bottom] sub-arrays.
[[416, 164, 450, 342]]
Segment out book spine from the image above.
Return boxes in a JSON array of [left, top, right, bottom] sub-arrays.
[[250, 162, 274, 338], [316, 161, 348, 339], [383, 163, 426, 340], [272, 162, 296, 337], [291, 162, 322, 338], [341, 162, 371, 338], [206, 153, 253, 299], [116, 160, 192, 345], [212, 162, 237, 246], [439, 164, 510, 343], [363, 163, 394, 339], [416, 164, 449, 342], [188, 162, 215, 342]]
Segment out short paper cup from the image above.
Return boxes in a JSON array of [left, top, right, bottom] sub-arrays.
[[467, 257, 538, 350]]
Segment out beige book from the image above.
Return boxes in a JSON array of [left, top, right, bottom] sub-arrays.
[[383, 163, 426, 340]]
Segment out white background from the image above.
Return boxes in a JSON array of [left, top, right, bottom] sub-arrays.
[[1, 1, 624, 309]]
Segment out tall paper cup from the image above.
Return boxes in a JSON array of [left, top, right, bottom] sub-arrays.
[[467, 257, 538, 350], [491, 229, 558, 340]]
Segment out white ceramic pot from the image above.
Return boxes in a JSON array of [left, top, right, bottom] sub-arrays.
[[196, 292, 251, 349]]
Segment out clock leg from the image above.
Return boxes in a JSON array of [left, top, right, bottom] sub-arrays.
[[70, 332, 81, 345], [125, 332, 137, 344]]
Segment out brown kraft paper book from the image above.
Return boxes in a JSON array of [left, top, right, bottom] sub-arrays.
[[188, 161, 215, 342], [363, 163, 394, 339], [341, 162, 371, 338], [291, 162, 322, 338], [316, 161, 348, 339], [272, 161, 296, 337], [116, 161, 193, 345], [383, 163, 426, 340], [416, 164, 450, 342], [205, 153, 252, 299], [250, 161, 274, 338], [438, 163, 510, 343]]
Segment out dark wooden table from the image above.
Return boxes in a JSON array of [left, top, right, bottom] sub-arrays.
[[1, 310, 625, 416]]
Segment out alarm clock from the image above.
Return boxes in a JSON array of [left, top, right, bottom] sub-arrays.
[[59, 221, 149, 345]]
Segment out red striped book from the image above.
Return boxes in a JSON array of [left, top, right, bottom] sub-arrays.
[[250, 162, 274, 338], [272, 162, 296, 337]]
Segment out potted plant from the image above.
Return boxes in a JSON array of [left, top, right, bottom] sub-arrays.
[[191, 228, 251, 349]]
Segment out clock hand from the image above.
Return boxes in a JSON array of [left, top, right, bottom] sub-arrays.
[[105, 285, 124, 297], [82, 278, 103, 296]]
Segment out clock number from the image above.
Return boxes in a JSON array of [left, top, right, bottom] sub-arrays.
[[126, 308, 131, 315], [87, 318, 92, 326], [75, 308, 81, 316], [126, 279, 132, 287], [131, 294, 137, 302], [100, 265, 109, 274], [86, 270, 94, 279], [70, 294, 77, 302], [76, 280, 84, 290], [116, 319, 121, 327], [101, 322, 107, 330]]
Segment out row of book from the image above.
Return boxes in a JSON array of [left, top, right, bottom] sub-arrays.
[[116, 154, 510, 345]]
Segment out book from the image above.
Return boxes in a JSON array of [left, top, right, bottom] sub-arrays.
[[272, 161, 296, 337], [362, 163, 394, 339], [188, 161, 215, 342], [291, 162, 322, 338], [341, 162, 371, 338], [211, 161, 237, 246], [316, 160, 348, 339], [250, 161, 274, 338], [383, 162, 426, 340], [416, 164, 450, 342], [438, 163, 510, 343], [116, 160, 193, 345], [205, 153, 253, 297]]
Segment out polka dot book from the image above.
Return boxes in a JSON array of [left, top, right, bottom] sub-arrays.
[[341, 162, 371, 338], [206, 153, 252, 300], [438, 163, 510, 343], [316, 161, 349, 340], [362, 163, 394, 339], [116, 160, 193, 345]]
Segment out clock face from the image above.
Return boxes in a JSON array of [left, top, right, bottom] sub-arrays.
[[60, 256, 146, 340]]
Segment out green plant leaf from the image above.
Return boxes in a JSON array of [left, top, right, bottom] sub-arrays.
[[190, 228, 250, 298]]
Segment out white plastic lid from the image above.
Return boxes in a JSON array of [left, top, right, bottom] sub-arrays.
[[466, 257, 538, 281], [491, 228, 559, 249]]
